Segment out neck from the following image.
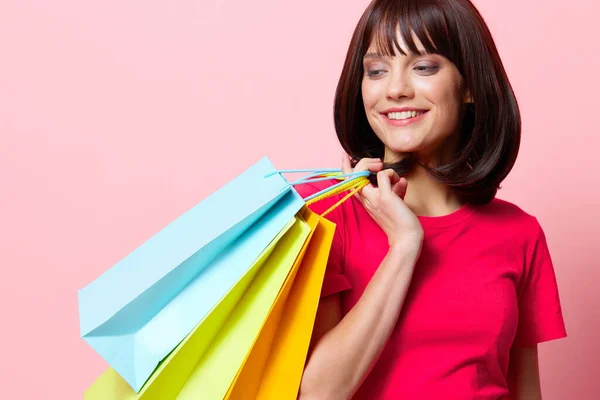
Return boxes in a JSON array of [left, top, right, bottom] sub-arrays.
[[401, 163, 464, 218], [383, 129, 464, 217]]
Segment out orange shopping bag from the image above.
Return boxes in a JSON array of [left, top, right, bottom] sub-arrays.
[[224, 207, 336, 399]]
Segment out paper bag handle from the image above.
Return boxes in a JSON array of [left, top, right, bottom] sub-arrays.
[[267, 169, 371, 217]]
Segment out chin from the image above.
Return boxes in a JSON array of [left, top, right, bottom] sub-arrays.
[[385, 138, 424, 154]]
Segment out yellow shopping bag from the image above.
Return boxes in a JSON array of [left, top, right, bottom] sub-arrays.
[[176, 214, 312, 399], [225, 207, 335, 399]]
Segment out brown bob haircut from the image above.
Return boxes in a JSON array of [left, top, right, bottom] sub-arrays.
[[334, 0, 521, 205]]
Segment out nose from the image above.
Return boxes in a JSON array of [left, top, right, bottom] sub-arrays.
[[386, 70, 415, 100]]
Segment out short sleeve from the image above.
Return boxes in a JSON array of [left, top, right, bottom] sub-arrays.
[[294, 180, 353, 298], [513, 219, 567, 347]]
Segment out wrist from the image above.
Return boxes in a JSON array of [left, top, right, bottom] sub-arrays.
[[388, 239, 422, 264]]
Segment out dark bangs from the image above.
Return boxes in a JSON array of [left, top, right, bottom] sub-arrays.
[[366, 0, 457, 62], [334, 0, 521, 205]]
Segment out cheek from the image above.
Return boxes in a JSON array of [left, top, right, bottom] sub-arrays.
[[361, 80, 377, 108], [361, 77, 389, 106], [422, 85, 463, 124]]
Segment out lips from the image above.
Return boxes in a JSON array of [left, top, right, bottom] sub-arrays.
[[380, 108, 429, 113], [380, 110, 429, 127]]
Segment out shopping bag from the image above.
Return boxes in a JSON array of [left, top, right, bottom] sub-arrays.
[[81, 161, 370, 399], [85, 208, 338, 400], [78, 156, 306, 392], [224, 207, 335, 399], [175, 186, 357, 400], [85, 214, 312, 400], [176, 214, 312, 399], [83, 215, 297, 400]]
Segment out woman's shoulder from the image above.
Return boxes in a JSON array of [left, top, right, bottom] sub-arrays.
[[476, 197, 546, 239]]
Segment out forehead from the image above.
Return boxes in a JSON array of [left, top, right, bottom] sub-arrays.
[[364, 26, 430, 60]]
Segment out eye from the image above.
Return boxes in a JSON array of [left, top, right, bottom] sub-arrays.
[[414, 65, 439, 73], [366, 69, 385, 77]]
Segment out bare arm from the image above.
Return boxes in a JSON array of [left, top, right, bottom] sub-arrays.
[[507, 346, 542, 400], [299, 243, 420, 400], [298, 159, 423, 399]]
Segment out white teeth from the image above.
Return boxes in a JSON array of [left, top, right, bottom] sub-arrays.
[[386, 111, 424, 120]]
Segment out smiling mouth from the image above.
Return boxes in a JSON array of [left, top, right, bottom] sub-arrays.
[[382, 110, 428, 121], [380, 110, 429, 126]]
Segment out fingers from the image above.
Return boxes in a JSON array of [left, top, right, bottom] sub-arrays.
[[362, 170, 392, 205], [354, 157, 383, 174], [393, 177, 408, 200], [375, 169, 407, 200], [360, 183, 375, 204], [388, 169, 400, 186], [384, 169, 407, 199], [376, 170, 395, 194], [340, 153, 382, 176], [340, 154, 386, 204]]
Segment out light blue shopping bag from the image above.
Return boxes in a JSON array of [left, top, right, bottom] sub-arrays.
[[77, 156, 306, 392]]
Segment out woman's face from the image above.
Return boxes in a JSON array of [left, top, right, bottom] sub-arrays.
[[361, 28, 471, 165]]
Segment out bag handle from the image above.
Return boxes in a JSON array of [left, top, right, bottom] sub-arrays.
[[267, 169, 371, 217]]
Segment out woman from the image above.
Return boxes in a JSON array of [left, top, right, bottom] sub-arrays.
[[295, 0, 567, 399]]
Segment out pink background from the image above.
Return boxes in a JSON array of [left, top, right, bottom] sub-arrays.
[[1, 0, 598, 398]]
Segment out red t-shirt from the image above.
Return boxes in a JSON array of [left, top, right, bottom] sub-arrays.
[[295, 179, 567, 400]]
